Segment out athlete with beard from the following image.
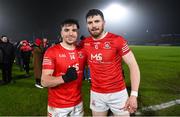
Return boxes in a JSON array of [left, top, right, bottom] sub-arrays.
[[41, 19, 86, 116], [81, 9, 140, 116]]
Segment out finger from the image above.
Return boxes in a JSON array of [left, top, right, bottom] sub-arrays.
[[129, 107, 135, 114], [131, 105, 138, 111], [130, 107, 138, 113], [123, 103, 130, 111]]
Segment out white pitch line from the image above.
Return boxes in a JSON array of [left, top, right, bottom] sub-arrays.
[[135, 99, 180, 115]]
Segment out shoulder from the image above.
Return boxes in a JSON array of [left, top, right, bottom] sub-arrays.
[[107, 32, 125, 41], [78, 36, 92, 48], [107, 32, 128, 45], [76, 46, 86, 53], [83, 36, 93, 42], [44, 44, 61, 55], [46, 44, 60, 51], [6, 42, 14, 47]]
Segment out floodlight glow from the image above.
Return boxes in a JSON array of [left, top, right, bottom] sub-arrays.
[[103, 3, 129, 22]]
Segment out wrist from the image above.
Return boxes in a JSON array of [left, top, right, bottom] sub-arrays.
[[130, 90, 138, 97], [60, 76, 65, 83]]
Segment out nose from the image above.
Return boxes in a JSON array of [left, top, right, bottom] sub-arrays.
[[69, 31, 73, 35], [92, 22, 96, 28]]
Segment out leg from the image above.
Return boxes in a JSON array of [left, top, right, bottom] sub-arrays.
[[35, 78, 43, 88], [6, 62, 12, 83], [70, 102, 84, 117], [92, 110, 108, 116], [108, 89, 130, 116], [2, 63, 7, 83], [90, 90, 109, 116], [48, 105, 75, 117], [2, 62, 12, 83]]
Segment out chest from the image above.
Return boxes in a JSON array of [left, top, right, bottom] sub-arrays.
[[54, 50, 85, 71], [84, 41, 119, 63]]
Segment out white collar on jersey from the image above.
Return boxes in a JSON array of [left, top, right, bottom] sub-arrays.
[[92, 32, 108, 41], [60, 43, 75, 51]]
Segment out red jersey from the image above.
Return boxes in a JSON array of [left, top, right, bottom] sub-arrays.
[[42, 44, 86, 108], [82, 32, 130, 93]]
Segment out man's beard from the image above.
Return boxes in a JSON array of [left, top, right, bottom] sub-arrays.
[[89, 27, 104, 38]]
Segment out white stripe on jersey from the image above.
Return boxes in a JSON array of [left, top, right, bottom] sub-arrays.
[[122, 44, 129, 53], [43, 58, 52, 65]]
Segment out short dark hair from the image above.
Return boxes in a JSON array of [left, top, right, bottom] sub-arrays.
[[1, 35, 7, 39], [86, 9, 104, 21], [0, 35, 9, 42], [60, 19, 79, 32]]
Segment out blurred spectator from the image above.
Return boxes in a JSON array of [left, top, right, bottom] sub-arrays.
[[20, 40, 32, 77], [33, 38, 43, 88], [14, 41, 23, 71], [83, 65, 91, 82], [42, 37, 50, 55], [0, 39, 3, 70], [0, 35, 15, 84]]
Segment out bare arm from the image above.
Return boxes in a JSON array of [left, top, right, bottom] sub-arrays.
[[122, 51, 140, 113], [122, 51, 140, 92], [41, 69, 64, 88]]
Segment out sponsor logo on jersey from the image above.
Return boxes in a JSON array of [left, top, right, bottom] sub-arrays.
[[59, 54, 66, 58], [94, 42, 100, 49], [69, 63, 79, 71], [91, 53, 102, 61], [84, 43, 90, 46]]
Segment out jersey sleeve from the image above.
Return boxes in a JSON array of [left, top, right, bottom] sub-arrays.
[[78, 38, 88, 56], [78, 39, 85, 48], [116, 36, 130, 56], [42, 48, 55, 70]]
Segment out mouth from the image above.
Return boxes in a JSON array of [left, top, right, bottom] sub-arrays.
[[91, 28, 99, 32], [67, 38, 75, 41]]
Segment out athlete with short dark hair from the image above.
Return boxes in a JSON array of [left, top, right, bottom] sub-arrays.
[[41, 19, 86, 116], [81, 9, 140, 116]]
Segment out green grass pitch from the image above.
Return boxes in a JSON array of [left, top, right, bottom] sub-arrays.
[[0, 46, 180, 116]]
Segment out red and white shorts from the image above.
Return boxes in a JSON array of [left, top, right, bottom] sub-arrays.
[[90, 89, 129, 115], [48, 102, 83, 117]]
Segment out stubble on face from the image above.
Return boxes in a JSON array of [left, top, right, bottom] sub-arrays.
[[61, 24, 78, 45], [88, 26, 104, 38], [87, 15, 105, 39]]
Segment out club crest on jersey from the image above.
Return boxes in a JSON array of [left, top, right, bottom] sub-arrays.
[[103, 42, 111, 49], [92, 100, 96, 106], [78, 52, 84, 58], [69, 52, 75, 60]]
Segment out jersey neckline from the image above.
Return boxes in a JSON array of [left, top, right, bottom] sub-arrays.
[[59, 43, 76, 51], [92, 32, 108, 41]]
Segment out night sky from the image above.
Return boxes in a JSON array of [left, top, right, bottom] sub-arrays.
[[0, 0, 180, 42]]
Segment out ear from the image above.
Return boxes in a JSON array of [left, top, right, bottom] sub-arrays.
[[86, 23, 89, 28], [103, 20, 105, 26], [60, 31, 63, 38]]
